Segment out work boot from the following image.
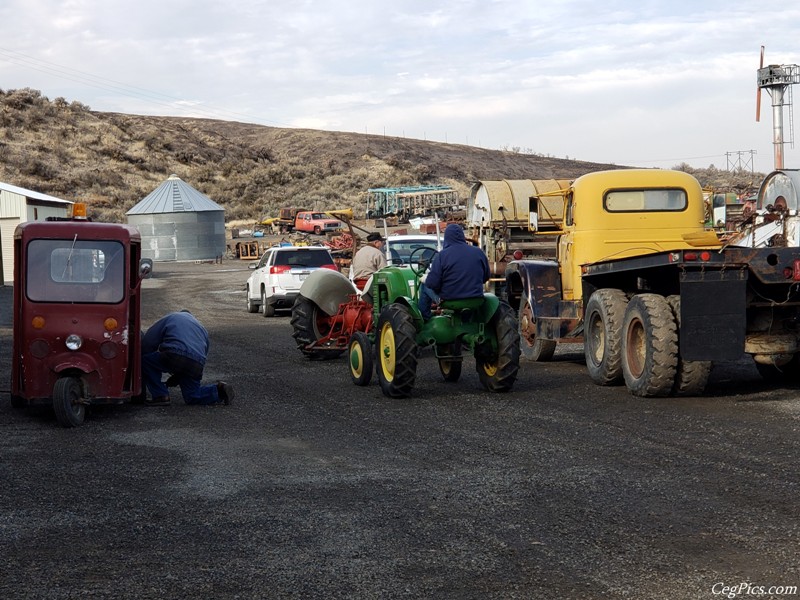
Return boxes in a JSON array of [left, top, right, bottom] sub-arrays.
[[217, 381, 234, 405], [145, 395, 170, 407]]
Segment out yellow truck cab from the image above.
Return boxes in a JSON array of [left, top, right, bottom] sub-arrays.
[[506, 169, 800, 398], [558, 169, 714, 300]]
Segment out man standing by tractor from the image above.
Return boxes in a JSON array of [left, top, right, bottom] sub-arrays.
[[419, 223, 490, 320], [141, 310, 234, 407], [351, 231, 387, 290]]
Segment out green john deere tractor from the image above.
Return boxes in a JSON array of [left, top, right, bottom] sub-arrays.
[[348, 247, 521, 398]]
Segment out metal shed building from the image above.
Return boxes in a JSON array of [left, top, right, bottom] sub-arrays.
[[0, 182, 72, 285], [127, 174, 226, 262]]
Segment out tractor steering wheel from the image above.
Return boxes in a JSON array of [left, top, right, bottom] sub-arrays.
[[409, 246, 437, 277]]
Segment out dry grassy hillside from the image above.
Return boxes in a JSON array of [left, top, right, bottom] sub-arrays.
[[0, 87, 764, 224]]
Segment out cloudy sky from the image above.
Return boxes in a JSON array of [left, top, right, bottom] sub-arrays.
[[1, 0, 799, 173]]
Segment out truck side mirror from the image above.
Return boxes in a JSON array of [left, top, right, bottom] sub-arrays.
[[139, 258, 153, 279]]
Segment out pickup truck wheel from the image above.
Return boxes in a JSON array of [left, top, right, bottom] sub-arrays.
[[246, 286, 259, 313], [584, 289, 628, 385], [376, 304, 418, 398], [290, 295, 343, 360], [666, 295, 712, 395], [53, 376, 86, 428], [518, 297, 556, 361], [348, 332, 373, 386], [476, 302, 520, 392], [622, 294, 678, 397]]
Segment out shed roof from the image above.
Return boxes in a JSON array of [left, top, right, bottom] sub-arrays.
[[126, 174, 224, 215], [0, 181, 72, 204]]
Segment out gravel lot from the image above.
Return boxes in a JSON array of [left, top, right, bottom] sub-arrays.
[[1, 260, 799, 600]]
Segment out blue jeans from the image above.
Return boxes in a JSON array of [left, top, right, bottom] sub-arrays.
[[142, 351, 222, 405], [418, 284, 441, 320]]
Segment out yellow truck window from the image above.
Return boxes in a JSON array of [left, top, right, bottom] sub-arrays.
[[605, 189, 687, 212]]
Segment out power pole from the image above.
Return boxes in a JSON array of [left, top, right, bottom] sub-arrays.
[[726, 150, 756, 173]]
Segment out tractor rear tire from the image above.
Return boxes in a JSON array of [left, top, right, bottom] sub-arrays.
[[518, 297, 556, 361], [666, 295, 712, 396], [53, 376, 86, 428], [437, 341, 462, 382], [290, 295, 343, 360], [621, 294, 678, 397], [376, 304, 418, 398], [475, 302, 520, 392], [584, 289, 628, 386], [348, 332, 373, 386]]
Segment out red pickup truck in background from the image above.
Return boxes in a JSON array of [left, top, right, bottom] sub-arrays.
[[268, 208, 344, 235], [292, 211, 343, 235]]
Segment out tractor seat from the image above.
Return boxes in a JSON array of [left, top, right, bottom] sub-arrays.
[[438, 297, 485, 311]]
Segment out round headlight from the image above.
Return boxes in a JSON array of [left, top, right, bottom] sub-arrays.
[[65, 334, 83, 351]]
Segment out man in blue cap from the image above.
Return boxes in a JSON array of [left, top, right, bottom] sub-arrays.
[[418, 223, 490, 320], [141, 310, 233, 407]]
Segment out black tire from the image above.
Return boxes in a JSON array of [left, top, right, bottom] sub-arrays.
[[53, 376, 86, 428], [314, 226, 322, 235], [10, 395, 26, 409], [375, 304, 418, 398], [584, 289, 628, 385], [666, 295, 712, 396], [262, 288, 276, 317], [518, 297, 556, 361], [246, 286, 259, 313], [437, 341, 462, 382], [621, 294, 679, 397], [290, 296, 343, 360], [348, 332, 373, 386], [475, 302, 520, 392]]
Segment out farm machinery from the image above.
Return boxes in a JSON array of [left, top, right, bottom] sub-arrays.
[[290, 247, 520, 397]]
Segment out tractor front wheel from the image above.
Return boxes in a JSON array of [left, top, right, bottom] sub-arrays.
[[349, 332, 373, 386], [376, 304, 418, 398], [290, 295, 342, 360], [475, 302, 520, 392], [437, 341, 462, 382]]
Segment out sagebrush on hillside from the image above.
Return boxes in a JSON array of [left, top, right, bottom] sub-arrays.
[[0, 87, 764, 224]]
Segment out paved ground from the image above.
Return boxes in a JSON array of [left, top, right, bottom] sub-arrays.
[[1, 261, 799, 600]]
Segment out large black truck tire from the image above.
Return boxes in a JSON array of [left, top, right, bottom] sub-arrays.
[[475, 302, 520, 392], [376, 304, 419, 398], [666, 295, 712, 396], [290, 295, 343, 360], [584, 289, 628, 386], [621, 294, 679, 397], [518, 297, 556, 362]]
